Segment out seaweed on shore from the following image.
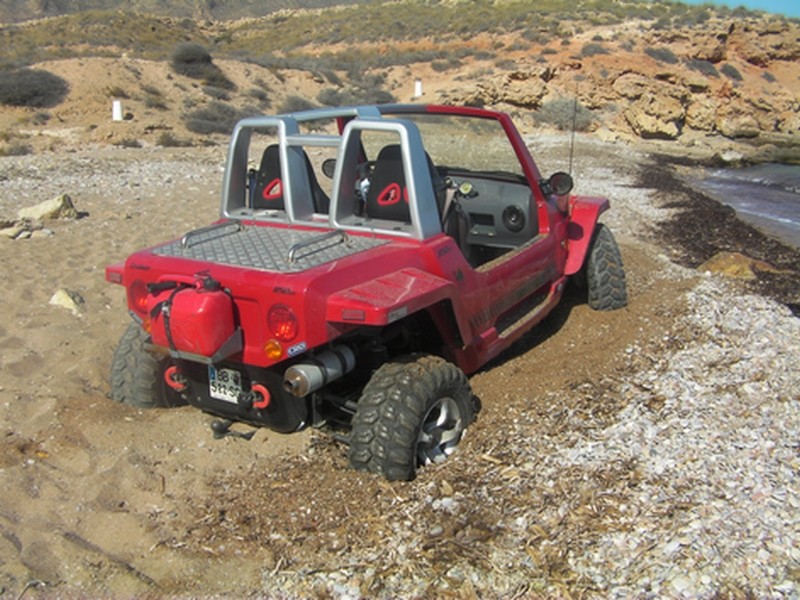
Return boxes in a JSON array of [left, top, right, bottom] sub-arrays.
[[638, 159, 800, 315]]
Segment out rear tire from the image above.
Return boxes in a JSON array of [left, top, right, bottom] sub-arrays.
[[585, 224, 627, 311], [348, 354, 478, 481], [109, 323, 186, 408]]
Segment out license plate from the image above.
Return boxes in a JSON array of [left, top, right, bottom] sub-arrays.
[[208, 366, 243, 404]]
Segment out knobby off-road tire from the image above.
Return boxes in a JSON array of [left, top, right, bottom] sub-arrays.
[[585, 223, 627, 311], [109, 322, 186, 409], [348, 354, 478, 481]]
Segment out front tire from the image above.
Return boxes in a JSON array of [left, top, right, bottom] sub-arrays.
[[109, 323, 186, 408], [584, 224, 627, 311], [348, 354, 478, 481]]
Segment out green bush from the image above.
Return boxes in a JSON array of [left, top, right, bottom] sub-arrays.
[[140, 84, 163, 97], [184, 101, 245, 134], [171, 43, 213, 76], [431, 60, 451, 73], [321, 69, 342, 86], [317, 88, 344, 106], [31, 112, 51, 125], [0, 141, 33, 156], [202, 68, 236, 91], [107, 86, 129, 99], [115, 138, 142, 149], [580, 43, 608, 57], [203, 86, 230, 101], [720, 63, 742, 81], [534, 97, 594, 132], [686, 59, 719, 78], [762, 71, 776, 83], [651, 16, 672, 30], [246, 87, 271, 107], [0, 68, 69, 107], [170, 43, 235, 91], [645, 47, 678, 64], [495, 59, 517, 70], [157, 132, 191, 147], [144, 95, 168, 110], [279, 95, 316, 113]]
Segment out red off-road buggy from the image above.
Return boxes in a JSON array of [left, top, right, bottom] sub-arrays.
[[106, 104, 626, 480]]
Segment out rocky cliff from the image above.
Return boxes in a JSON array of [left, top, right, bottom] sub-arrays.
[[439, 16, 799, 156]]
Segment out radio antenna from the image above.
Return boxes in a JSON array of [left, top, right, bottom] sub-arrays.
[[568, 90, 578, 176]]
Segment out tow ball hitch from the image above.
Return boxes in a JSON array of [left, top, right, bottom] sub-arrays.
[[210, 419, 256, 441]]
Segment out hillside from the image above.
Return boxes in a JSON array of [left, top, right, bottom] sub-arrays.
[[0, 3, 798, 163], [0, 0, 363, 23]]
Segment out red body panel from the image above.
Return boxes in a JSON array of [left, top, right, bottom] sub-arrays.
[[564, 196, 610, 276]]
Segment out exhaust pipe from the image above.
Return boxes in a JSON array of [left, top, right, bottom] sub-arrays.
[[283, 345, 356, 397]]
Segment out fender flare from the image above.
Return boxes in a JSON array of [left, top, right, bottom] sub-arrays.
[[325, 268, 471, 343], [563, 196, 609, 276]]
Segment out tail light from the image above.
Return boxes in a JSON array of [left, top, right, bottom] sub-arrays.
[[128, 279, 149, 316], [268, 304, 298, 342]]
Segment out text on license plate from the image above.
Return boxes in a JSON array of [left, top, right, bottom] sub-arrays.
[[208, 366, 243, 404]]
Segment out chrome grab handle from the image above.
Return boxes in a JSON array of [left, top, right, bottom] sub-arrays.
[[287, 229, 347, 263], [181, 221, 242, 249]]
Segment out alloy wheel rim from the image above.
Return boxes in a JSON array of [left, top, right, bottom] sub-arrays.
[[416, 396, 465, 465]]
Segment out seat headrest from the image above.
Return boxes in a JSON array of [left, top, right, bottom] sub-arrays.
[[253, 144, 285, 210], [365, 145, 411, 223]]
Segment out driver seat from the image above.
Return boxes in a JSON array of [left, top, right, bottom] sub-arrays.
[[364, 145, 410, 222], [253, 144, 330, 214]]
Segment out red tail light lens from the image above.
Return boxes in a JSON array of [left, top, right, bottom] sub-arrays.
[[129, 280, 149, 315], [268, 304, 298, 341]]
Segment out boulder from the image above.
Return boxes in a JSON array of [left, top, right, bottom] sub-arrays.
[[624, 94, 686, 139], [0, 218, 44, 240], [699, 251, 784, 280], [30, 228, 55, 240], [49, 288, 85, 316], [779, 111, 800, 134], [17, 193, 78, 221], [612, 73, 651, 100], [685, 96, 717, 132], [728, 19, 800, 66], [438, 68, 551, 109], [716, 110, 761, 139], [683, 73, 711, 93], [690, 33, 728, 63], [0, 225, 26, 240]]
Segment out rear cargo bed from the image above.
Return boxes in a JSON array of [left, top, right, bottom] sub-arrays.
[[154, 223, 387, 273]]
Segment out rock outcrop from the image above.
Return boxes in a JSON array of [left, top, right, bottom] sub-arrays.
[[1, 194, 78, 240], [17, 194, 79, 221], [434, 17, 798, 147]]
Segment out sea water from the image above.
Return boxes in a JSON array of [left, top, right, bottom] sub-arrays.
[[687, 163, 800, 250]]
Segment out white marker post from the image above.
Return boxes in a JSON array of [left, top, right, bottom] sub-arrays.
[[112, 100, 124, 122]]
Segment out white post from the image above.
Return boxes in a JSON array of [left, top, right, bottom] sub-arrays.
[[112, 100, 123, 122], [414, 79, 423, 98]]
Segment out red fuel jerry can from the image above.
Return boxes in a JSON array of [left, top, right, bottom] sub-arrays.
[[147, 278, 235, 357]]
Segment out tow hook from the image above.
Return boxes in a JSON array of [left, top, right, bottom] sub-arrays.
[[251, 383, 271, 410], [210, 419, 256, 441], [164, 365, 188, 392]]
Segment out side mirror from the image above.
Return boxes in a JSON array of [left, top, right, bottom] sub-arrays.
[[548, 171, 573, 196], [321, 158, 337, 179]]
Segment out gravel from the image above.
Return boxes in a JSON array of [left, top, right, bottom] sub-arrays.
[[559, 279, 800, 598]]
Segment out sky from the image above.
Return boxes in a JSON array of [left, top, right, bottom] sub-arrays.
[[681, 0, 800, 18]]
